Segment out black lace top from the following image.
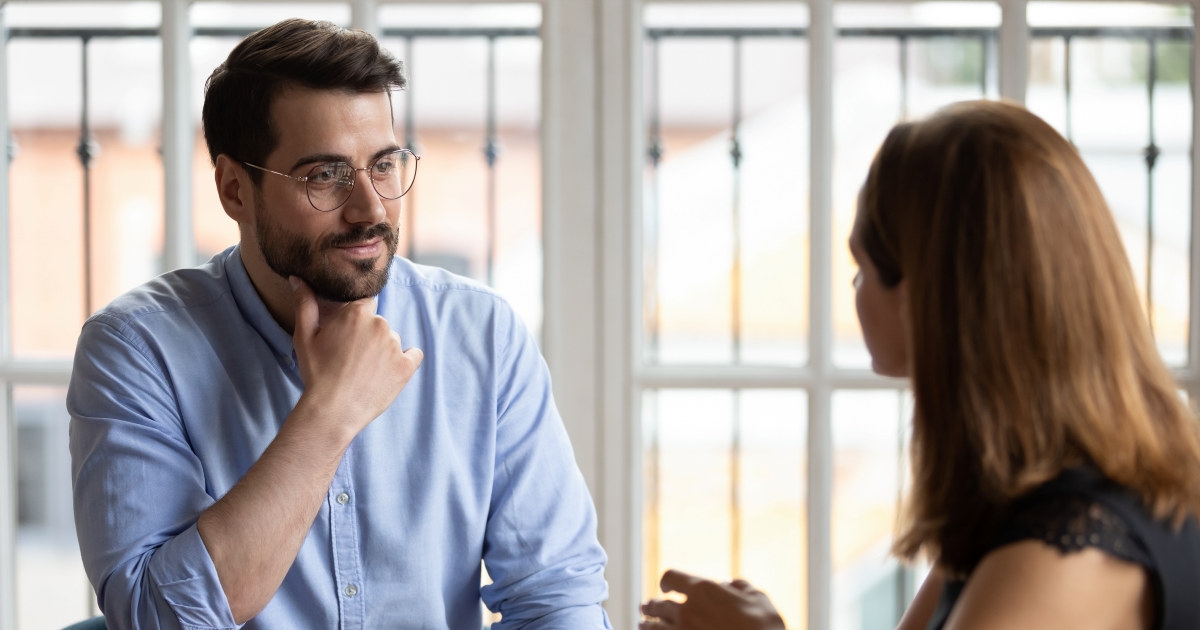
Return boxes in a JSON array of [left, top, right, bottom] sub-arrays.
[[925, 467, 1200, 630]]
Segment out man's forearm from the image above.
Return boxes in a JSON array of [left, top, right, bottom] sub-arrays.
[[197, 395, 356, 624]]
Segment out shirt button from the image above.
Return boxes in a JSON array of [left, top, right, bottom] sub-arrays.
[[336, 492, 350, 505], [345, 584, 358, 597]]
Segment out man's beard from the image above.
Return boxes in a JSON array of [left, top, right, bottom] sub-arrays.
[[255, 198, 399, 302]]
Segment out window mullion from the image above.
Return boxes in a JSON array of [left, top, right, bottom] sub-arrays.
[[998, 0, 1028, 102], [1191, 13, 1200, 396], [0, 3, 15, 628], [808, 1, 835, 629], [161, 0, 193, 274]]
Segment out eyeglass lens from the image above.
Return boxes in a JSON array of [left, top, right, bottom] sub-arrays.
[[305, 149, 417, 212]]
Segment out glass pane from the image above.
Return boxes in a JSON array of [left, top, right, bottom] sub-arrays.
[[1027, 4, 1193, 367], [1028, 2, 1189, 27], [15, 385, 93, 630], [643, 388, 808, 629], [383, 7, 544, 335], [832, 389, 911, 630], [832, 3, 999, 369], [7, 1, 159, 28], [643, 4, 810, 366], [9, 32, 162, 358], [379, 2, 541, 28], [191, 2, 349, 28], [190, 34, 243, 263]]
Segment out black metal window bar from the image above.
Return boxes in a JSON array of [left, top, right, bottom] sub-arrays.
[[643, 23, 1192, 627], [4, 23, 537, 622], [4, 24, 537, 319], [381, 27, 538, 287], [645, 24, 1191, 364]]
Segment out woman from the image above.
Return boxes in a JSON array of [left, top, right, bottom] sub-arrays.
[[641, 100, 1200, 630]]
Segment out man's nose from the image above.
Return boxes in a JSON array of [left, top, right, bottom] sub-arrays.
[[339, 169, 388, 224]]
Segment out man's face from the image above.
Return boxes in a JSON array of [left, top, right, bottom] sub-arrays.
[[247, 86, 402, 302], [253, 194, 399, 302]]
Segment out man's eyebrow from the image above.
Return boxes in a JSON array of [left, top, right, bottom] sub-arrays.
[[289, 153, 348, 172], [370, 145, 403, 162], [289, 145, 404, 172]]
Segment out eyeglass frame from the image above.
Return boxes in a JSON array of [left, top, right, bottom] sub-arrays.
[[241, 147, 420, 213]]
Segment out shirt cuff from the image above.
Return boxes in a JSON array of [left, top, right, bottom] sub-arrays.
[[146, 523, 241, 630]]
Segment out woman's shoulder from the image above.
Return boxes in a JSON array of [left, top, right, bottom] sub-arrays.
[[940, 537, 1153, 630], [938, 467, 1200, 630], [993, 467, 1155, 567]]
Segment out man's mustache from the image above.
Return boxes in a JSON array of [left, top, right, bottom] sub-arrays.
[[324, 223, 398, 249]]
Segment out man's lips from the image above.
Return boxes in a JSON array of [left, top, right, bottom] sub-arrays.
[[333, 238, 383, 256]]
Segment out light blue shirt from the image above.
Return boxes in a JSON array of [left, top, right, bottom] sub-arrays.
[[68, 247, 611, 630]]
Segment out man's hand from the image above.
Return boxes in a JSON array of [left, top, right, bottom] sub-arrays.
[[197, 277, 424, 623], [640, 569, 787, 630], [289, 276, 423, 432]]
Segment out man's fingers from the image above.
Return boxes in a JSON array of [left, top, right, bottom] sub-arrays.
[[660, 569, 706, 596], [403, 346, 424, 366]]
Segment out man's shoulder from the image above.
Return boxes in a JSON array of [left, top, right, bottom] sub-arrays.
[[385, 256, 506, 304], [90, 249, 235, 327]]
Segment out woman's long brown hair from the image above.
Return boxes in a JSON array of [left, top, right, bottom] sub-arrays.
[[859, 100, 1200, 575]]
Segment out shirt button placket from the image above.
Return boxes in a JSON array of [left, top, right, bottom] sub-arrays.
[[330, 459, 364, 628]]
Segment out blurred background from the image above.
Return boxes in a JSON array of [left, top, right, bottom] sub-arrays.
[[0, 1, 1194, 629]]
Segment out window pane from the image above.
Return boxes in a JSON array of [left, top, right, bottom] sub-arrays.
[[382, 5, 543, 336], [832, 3, 998, 368], [15, 385, 92, 630], [8, 20, 162, 358], [8, 1, 159, 28], [190, 34, 242, 262], [643, 388, 808, 629], [832, 389, 911, 630], [1026, 3, 1193, 367], [643, 4, 809, 366], [190, 2, 349, 28]]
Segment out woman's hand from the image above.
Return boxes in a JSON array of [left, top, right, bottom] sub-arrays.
[[640, 569, 786, 630]]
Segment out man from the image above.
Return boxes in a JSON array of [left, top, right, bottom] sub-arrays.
[[68, 18, 610, 629]]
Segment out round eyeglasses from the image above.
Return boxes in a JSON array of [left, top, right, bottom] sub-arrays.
[[242, 148, 420, 212]]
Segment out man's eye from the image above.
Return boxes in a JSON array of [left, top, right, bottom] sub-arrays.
[[373, 159, 395, 175], [309, 165, 340, 184]]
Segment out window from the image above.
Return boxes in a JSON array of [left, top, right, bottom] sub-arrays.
[[636, 2, 1195, 630], [0, 2, 544, 627], [0, 2, 1196, 629]]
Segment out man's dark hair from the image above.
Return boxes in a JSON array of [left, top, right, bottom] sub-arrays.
[[201, 18, 406, 185]]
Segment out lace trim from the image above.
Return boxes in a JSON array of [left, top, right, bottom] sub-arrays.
[[1002, 494, 1152, 567]]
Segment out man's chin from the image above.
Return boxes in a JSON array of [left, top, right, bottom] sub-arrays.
[[304, 270, 390, 303]]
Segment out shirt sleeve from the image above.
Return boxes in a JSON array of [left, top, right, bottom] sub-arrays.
[[478, 309, 612, 629], [68, 315, 240, 630]]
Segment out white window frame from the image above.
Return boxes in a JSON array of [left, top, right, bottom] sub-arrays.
[[1, 2, 1198, 630]]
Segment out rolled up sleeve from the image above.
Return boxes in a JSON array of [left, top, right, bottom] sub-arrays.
[[69, 316, 238, 630], [479, 313, 612, 629]]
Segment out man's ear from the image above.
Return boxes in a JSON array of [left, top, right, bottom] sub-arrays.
[[214, 154, 253, 222]]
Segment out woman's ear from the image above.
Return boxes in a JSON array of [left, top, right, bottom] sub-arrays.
[[214, 154, 252, 223]]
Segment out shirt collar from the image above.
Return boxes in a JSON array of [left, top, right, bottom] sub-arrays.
[[222, 246, 297, 363]]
